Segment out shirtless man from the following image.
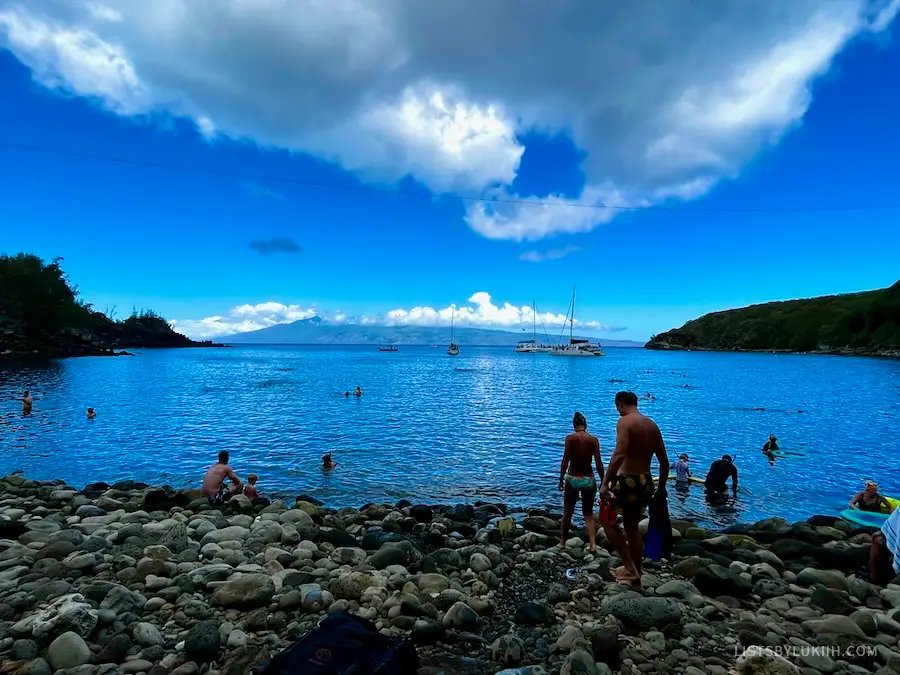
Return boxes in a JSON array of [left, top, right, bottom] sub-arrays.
[[20, 390, 33, 415], [201, 451, 243, 504], [600, 391, 669, 587]]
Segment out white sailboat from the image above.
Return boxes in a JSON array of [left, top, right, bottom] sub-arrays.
[[549, 287, 605, 357], [514, 301, 552, 353], [447, 306, 460, 355]]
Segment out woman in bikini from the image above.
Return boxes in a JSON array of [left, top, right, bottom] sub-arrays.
[[558, 411, 604, 553]]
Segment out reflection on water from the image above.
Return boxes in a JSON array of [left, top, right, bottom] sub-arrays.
[[1, 346, 899, 527]]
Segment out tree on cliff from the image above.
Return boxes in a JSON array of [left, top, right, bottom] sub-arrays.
[[0, 254, 96, 345], [0, 253, 204, 357]]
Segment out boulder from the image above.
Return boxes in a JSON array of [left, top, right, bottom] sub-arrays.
[[133, 622, 163, 647], [31, 594, 98, 639], [491, 634, 525, 666], [442, 601, 480, 632], [602, 594, 683, 631], [735, 646, 800, 675], [692, 564, 752, 597], [211, 574, 276, 608], [184, 621, 221, 663], [47, 632, 92, 671], [514, 602, 555, 626], [795, 568, 849, 590]]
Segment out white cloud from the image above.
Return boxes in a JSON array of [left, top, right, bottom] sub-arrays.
[[1, 1, 896, 239], [518, 246, 581, 263], [170, 292, 623, 339], [170, 302, 319, 339]]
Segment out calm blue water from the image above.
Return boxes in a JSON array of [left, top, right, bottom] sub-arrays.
[[1, 346, 899, 527]]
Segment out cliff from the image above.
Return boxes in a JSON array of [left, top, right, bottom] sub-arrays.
[[645, 280, 900, 357], [0, 253, 218, 359]]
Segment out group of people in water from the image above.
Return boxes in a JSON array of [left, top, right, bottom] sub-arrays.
[[16, 390, 95, 419]]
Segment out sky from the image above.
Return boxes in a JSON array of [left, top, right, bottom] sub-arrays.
[[1, 0, 900, 342]]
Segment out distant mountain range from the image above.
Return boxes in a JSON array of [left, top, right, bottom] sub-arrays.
[[219, 317, 643, 347]]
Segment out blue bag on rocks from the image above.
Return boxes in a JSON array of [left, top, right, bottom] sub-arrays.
[[254, 611, 419, 675]]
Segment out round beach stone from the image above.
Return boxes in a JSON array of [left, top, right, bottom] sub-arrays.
[[47, 632, 91, 671]]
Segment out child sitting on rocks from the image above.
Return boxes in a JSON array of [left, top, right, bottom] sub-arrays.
[[243, 473, 260, 501]]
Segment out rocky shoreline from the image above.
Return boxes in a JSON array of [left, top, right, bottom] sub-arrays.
[[2, 474, 900, 675], [643, 343, 900, 360]]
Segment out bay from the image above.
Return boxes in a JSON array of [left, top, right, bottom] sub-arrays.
[[1, 345, 898, 527]]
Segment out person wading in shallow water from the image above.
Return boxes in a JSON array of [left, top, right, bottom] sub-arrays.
[[558, 411, 603, 553], [600, 391, 669, 588]]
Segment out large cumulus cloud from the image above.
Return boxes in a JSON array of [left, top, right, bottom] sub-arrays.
[[1, 0, 897, 240]]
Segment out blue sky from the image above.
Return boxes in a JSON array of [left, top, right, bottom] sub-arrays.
[[1, 1, 899, 341]]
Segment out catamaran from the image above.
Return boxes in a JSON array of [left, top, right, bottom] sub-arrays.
[[514, 300, 552, 353], [549, 287, 605, 357], [447, 306, 460, 355]]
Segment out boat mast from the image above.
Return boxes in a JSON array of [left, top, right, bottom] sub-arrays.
[[450, 306, 455, 344], [532, 300, 536, 341], [570, 287, 576, 342]]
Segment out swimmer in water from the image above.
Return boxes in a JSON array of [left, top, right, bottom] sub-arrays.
[[343, 391, 350, 397], [849, 481, 894, 513], [86, 407, 96, 420], [322, 453, 338, 469], [20, 390, 32, 415], [243, 473, 260, 501], [354, 386, 362, 397]]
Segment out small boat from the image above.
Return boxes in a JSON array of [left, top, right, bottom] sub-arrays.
[[378, 345, 398, 352], [549, 287, 605, 357], [514, 301, 553, 353], [448, 306, 460, 356]]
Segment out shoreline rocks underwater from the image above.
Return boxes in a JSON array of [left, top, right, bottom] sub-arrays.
[[2, 474, 900, 675]]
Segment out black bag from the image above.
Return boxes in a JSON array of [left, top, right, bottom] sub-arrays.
[[255, 611, 419, 675], [644, 488, 673, 561]]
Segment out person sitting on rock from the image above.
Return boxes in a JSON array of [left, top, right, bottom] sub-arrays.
[[599, 391, 669, 588], [243, 473, 260, 500], [850, 481, 894, 513], [872, 506, 900, 585], [558, 411, 603, 553], [201, 451, 243, 505]]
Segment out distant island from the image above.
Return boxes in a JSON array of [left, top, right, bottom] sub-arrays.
[[0, 253, 218, 360], [645, 280, 900, 357], [220, 316, 644, 348]]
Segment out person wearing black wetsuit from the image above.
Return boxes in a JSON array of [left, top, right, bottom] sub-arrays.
[[705, 455, 738, 497]]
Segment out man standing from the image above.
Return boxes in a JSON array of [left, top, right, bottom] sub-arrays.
[[20, 390, 33, 415], [705, 455, 738, 498], [202, 451, 243, 504], [600, 391, 669, 587]]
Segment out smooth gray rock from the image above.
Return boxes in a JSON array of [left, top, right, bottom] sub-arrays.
[[47, 632, 92, 671]]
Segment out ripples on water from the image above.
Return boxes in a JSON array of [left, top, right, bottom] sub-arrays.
[[1, 346, 898, 527]]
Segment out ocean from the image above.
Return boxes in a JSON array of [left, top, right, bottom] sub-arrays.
[[1, 345, 898, 527]]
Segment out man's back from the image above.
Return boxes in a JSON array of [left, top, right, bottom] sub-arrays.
[[202, 463, 228, 497], [705, 460, 736, 491], [619, 413, 662, 474]]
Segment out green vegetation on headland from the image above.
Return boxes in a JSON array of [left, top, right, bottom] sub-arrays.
[[646, 280, 900, 357], [0, 253, 218, 359]]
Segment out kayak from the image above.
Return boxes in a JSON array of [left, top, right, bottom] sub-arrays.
[[840, 509, 890, 528], [655, 475, 706, 486], [839, 496, 899, 528]]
